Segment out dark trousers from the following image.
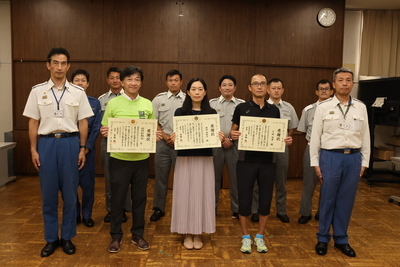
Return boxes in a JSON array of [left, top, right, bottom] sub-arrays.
[[109, 157, 149, 239], [237, 161, 275, 216], [38, 135, 79, 242], [77, 148, 95, 219]]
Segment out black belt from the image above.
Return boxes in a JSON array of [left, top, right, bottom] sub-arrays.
[[41, 132, 78, 138], [326, 148, 360, 154]]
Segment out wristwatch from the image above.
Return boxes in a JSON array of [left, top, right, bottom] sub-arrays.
[[228, 136, 234, 142], [80, 145, 87, 149]]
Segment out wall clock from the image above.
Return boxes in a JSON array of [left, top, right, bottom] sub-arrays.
[[317, 8, 336, 27]]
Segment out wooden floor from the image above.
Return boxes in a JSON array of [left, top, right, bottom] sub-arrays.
[[0, 176, 400, 267]]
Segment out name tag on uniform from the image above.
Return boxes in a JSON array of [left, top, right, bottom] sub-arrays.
[[338, 120, 349, 130], [54, 109, 64, 117]]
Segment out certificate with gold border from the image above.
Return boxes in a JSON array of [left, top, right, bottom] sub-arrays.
[[173, 114, 221, 150], [107, 118, 157, 153], [238, 116, 288, 152]]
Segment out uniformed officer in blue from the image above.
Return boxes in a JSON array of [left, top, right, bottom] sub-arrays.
[[23, 48, 94, 257], [310, 68, 370, 257], [71, 69, 102, 227]]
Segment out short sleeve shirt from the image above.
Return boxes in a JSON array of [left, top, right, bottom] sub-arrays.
[[267, 98, 299, 130], [23, 79, 94, 135]]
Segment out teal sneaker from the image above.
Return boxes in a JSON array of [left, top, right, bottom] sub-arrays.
[[254, 237, 268, 253], [240, 238, 252, 254]]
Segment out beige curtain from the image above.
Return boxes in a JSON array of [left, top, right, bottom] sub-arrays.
[[360, 10, 400, 77]]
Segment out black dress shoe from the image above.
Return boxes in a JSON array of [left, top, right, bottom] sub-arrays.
[[61, 239, 76, 255], [315, 242, 328, 256], [232, 212, 239, 219], [251, 213, 259, 222], [315, 213, 320, 220], [298, 215, 312, 224], [82, 218, 95, 227], [150, 208, 165, 221], [123, 212, 128, 223], [334, 243, 356, 257], [76, 215, 81, 224], [41, 240, 59, 257], [104, 212, 111, 223], [276, 213, 290, 223]]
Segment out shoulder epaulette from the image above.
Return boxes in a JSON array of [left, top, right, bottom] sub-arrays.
[[235, 98, 245, 103], [98, 92, 107, 99], [353, 98, 364, 104], [209, 98, 218, 102], [32, 81, 48, 89], [154, 92, 168, 98], [304, 104, 314, 112], [319, 98, 332, 105], [70, 83, 84, 91]]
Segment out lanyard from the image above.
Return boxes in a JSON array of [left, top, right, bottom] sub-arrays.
[[337, 98, 352, 119], [51, 87, 66, 110]]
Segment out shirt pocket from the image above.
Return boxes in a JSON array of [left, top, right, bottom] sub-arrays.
[[158, 105, 171, 125], [352, 115, 364, 132], [64, 101, 80, 119], [38, 99, 53, 118], [322, 114, 340, 133]]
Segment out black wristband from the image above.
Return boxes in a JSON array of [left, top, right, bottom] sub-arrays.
[[80, 145, 87, 149]]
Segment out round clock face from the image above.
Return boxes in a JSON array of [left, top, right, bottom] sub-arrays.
[[317, 8, 336, 27]]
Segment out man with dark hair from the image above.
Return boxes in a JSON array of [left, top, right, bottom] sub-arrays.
[[150, 69, 185, 221], [23, 47, 93, 257], [98, 67, 131, 223], [71, 69, 102, 227], [210, 75, 244, 218], [266, 78, 299, 223], [311, 68, 370, 257], [297, 79, 333, 224], [101, 65, 162, 253], [230, 74, 292, 254]]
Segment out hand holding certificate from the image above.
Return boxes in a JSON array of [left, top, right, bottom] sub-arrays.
[[107, 118, 158, 153], [238, 116, 288, 152], [173, 114, 221, 150]]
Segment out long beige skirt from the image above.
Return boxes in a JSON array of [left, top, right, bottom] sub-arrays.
[[170, 156, 216, 235]]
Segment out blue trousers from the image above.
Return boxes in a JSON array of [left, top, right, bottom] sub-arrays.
[[317, 149, 361, 244], [38, 135, 79, 242], [77, 148, 95, 219]]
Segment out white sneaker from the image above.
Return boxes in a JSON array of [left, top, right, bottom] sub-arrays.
[[240, 238, 252, 254], [254, 237, 268, 253]]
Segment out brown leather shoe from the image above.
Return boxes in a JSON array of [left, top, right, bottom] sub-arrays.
[[108, 238, 122, 253], [132, 235, 150, 250]]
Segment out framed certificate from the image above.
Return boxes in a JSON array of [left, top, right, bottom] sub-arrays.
[[173, 114, 221, 150], [107, 118, 158, 153], [238, 116, 288, 152]]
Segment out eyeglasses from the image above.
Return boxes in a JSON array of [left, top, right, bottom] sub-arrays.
[[250, 82, 267, 87], [317, 88, 331, 91]]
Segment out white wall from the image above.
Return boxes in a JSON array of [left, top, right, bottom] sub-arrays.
[[0, 0, 12, 142], [343, 10, 362, 98]]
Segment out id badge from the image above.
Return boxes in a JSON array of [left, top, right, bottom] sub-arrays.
[[54, 109, 64, 117], [338, 120, 349, 130]]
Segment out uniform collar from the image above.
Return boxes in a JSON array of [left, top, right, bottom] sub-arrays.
[[332, 95, 353, 107], [106, 88, 124, 98], [267, 98, 282, 105], [47, 78, 72, 92], [167, 90, 185, 99], [218, 95, 238, 104]]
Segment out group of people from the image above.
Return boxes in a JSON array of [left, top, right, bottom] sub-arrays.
[[23, 47, 370, 259]]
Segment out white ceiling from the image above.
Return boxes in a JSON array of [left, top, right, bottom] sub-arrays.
[[346, 0, 400, 10]]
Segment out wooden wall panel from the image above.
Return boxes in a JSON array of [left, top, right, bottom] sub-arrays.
[[179, 0, 254, 64], [254, 0, 345, 67], [12, 0, 104, 61], [102, 0, 180, 62], [11, 0, 345, 176]]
